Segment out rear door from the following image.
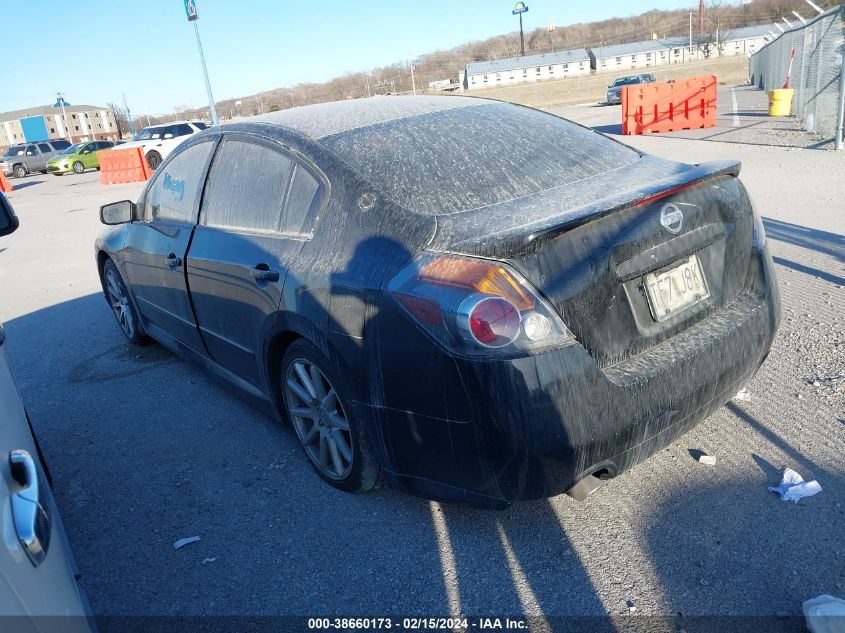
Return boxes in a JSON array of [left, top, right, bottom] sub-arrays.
[[121, 138, 217, 352], [186, 135, 325, 387]]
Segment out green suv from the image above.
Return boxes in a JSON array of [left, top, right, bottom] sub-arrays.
[[46, 140, 116, 175]]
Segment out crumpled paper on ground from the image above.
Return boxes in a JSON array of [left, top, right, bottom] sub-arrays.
[[768, 468, 822, 502], [803, 594, 845, 633]]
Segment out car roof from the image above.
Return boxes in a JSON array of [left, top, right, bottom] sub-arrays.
[[141, 120, 203, 128], [246, 95, 486, 140]]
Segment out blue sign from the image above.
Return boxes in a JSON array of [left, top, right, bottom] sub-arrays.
[[512, 2, 528, 15], [53, 97, 71, 108], [184, 0, 198, 21]]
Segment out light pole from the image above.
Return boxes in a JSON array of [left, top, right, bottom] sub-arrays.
[[184, 1, 218, 125], [512, 2, 528, 57], [54, 92, 73, 143]]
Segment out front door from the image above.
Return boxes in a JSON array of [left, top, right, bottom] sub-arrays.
[[186, 136, 325, 387], [122, 139, 217, 353]]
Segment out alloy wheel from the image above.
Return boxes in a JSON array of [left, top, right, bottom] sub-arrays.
[[146, 151, 162, 170], [285, 359, 353, 480], [104, 267, 135, 339], [72, 161, 84, 174]]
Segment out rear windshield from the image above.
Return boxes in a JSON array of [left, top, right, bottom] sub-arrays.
[[320, 103, 638, 215]]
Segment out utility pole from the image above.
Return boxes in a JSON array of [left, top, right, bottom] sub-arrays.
[[184, 1, 219, 125], [698, 0, 704, 34], [689, 13, 693, 53], [409, 58, 417, 96], [56, 92, 74, 143], [122, 93, 135, 136], [513, 2, 528, 57]]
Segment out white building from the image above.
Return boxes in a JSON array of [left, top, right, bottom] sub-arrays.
[[589, 25, 777, 74], [0, 104, 119, 150], [465, 48, 591, 90]]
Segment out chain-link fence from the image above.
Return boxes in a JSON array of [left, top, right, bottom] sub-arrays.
[[749, 5, 845, 146]]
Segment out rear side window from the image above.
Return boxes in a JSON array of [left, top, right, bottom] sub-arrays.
[[144, 141, 215, 224], [174, 124, 194, 137], [38, 143, 52, 153], [201, 139, 320, 236], [193, 122, 208, 130], [320, 103, 638, 215]]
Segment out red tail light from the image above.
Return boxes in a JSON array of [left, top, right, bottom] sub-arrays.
[[388, 254, 574, 357]]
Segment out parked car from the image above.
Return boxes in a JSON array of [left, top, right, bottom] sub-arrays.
[[95, 96, 779, 507], [118, 121, 208, 171], [1, 140, 72, 178], [606, 73, 657, 105], [0, 193, 94, 629], [46, 140, 116, 175]]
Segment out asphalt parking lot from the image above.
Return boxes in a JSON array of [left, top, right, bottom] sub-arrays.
[[0, 91, 843, 627]]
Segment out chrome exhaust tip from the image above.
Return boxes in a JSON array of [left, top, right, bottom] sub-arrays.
[[565, 474, 606, 501]]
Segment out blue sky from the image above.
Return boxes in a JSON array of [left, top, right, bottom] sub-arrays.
[[4, 1, 696, 115]]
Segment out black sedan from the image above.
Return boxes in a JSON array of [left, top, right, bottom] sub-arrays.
[[95, 96, 780, 507]]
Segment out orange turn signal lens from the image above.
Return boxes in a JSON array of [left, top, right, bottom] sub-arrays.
[[416, 256, 535, 311]]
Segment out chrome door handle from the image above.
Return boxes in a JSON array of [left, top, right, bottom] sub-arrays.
[[9, 450, 51, 566], [249, 266, 280, 283]]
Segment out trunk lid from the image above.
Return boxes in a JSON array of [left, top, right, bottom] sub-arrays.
[[429, 156, 755, 367]]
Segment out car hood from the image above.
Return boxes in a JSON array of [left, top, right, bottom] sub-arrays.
[[48, 154, 76, 163], [116, 139, 152, 150]]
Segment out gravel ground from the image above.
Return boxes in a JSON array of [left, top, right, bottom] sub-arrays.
[[0, 103, 842, 630]]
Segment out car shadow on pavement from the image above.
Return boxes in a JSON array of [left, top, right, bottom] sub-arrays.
[[8, 180, 45, 190], [762, 219, 844, 262], [4, 261, 617, 628]]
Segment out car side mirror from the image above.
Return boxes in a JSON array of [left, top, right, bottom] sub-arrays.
[[163, 133, 174, 139], [0, 193, 20, 237], [100, 200, 136, 225]]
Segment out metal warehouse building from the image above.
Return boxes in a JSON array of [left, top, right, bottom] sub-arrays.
[[0, 104, 119, 150], [464, 48, 591, 90]]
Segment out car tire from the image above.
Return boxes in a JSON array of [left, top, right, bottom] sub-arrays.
[[72, 161, 84, 174], [101, 259, 146, 345], [281, 339, 380, 493], [12, 165, 26, 178], [52, 173, 63, 177], [145, 151, 162, 171]]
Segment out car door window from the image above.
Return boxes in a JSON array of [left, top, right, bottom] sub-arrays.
[[25, 146, 38, 156], [38, 143, 52, 153], [201, 139, 295, 233], [174, 124, 194, 137], [144, 141, 215, 224]]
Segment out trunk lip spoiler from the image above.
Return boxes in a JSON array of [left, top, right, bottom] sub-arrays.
[[430, 159, 741, 259]]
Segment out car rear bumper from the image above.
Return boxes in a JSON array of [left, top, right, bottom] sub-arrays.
[[378, 247, 780, 506]]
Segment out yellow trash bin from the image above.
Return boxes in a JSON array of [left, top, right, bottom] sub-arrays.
[[768, 88, 794, 116]]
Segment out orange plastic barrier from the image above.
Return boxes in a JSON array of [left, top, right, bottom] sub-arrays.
[[621, 75, 717, 135], [97, 147, 153, 185], [0, 171, 12, 193]]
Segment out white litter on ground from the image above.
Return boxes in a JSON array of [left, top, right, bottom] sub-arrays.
[[768, 468, 822, 503], [698, 455, 717, 465], [173, 536, 201, 550], [803, 595, 845, 633], [734, 387, 750, 401]]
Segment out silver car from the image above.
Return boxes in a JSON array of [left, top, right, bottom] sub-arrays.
[[0, 193, 94, 631], [1, 140, 72, 178], [606, 73, 657, 105]]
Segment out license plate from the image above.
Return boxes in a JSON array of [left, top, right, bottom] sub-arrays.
[[644, 255, 709, 322]]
